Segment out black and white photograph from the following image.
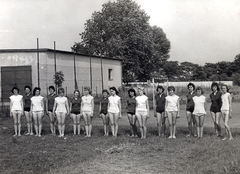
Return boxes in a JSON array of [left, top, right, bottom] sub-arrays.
[[0, 0, 240, 173]]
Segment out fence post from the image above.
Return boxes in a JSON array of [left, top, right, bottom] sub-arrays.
[[96, 86, 97, 97]]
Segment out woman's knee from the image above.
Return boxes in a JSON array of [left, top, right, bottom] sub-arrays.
[[224, 123, 229, 128]]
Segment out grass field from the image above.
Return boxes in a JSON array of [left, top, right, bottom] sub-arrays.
[[1, 102, 240, 174]]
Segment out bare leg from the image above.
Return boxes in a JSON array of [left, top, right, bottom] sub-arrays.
[[56, 113, 61, 136], [132, 115, 137, 136], [102, 114, 107, 136], [38, 112, 43, 136], [72, 114, 77, 135], [49, 111, 56, 134], [215, 112, 221, 136], [61, 113, 66, 136], [142, 113, 148, 139], [17, 112, 22, 136], [33, 112, 39, 136], [172, 111, 177, 138], [82, 112, 89, 137], [210, 112, 218, 136], [167, 112, 173, 138], [199, 115, 205, 138], [194, 115, 200, 137], [127, 114, 134, 136], [136, 113, 143, 138], [222, 112, 233, 140], [88, 114, 92, 137], [25, 111, 30, 134], [77, 114, 81, 135], [12, 111, 18, 136], [109, 113, 115, 136], [114, 113, 120, 137], [156, 113, 161, 136]]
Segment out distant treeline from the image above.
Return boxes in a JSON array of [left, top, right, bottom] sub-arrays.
[[152, 54, 240, 86]]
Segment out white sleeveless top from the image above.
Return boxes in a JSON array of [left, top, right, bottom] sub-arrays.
[[165, 95, 179, 112], [221, 92, 231, 111], [9, 95, 23, 111], [193, 95, 206, 115], [108, 95, 120, 113], [136, 95, 148, 112], [55, 96, 68, 113], [31, 96, 44, 111], [82, 95, 94, 112]]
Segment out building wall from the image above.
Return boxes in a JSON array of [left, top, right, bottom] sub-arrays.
[[0, 52, 41, 99], [44, 52, 122, 95], [0, 50, 122, 101]]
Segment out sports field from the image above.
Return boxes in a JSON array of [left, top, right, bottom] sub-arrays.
[[0, 102, 240, 174]]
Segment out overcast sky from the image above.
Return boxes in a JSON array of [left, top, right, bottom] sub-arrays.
[[0, 0, 240, 65]]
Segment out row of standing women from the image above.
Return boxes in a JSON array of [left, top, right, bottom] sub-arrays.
[[153, 82, 232, 140], [9, 82, 233, 140]]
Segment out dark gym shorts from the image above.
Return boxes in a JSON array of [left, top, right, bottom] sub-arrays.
[[100, 111, 108, 115], [210, 106, 221, 113], [48, 109, 53, 112], [71, 111, 81, 115], [186, 108, 194, 113], [156, 110, 165, 114], [127, 112, 135, 115], [24, 108, 30, 112]]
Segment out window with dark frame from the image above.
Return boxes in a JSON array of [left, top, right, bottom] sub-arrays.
[[108, 69, 113, 81]]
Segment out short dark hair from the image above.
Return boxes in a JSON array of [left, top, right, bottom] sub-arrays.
[[128, 88, 136, 97], [74, 89, 80, 95], [187, 83, 195, 90], [156, 85, 165, 93], [24, 85, 32, 91], [33, 87, 41, 96], [102, 89, 109, 95], [11, 87, 19, 94], [196, 87, 204, 94], [221, 84, 229, 92], [58, 88, 65, 94], [211, 82, 220, 91], [49, 86, 55, 91], [167, 86, 175, 92], [109, 86, 119, 95]]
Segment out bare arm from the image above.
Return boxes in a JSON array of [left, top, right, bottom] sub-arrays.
[[99, 101, 102, 113], [41, 97, 44, 114], [20, 98, 24, 114], [118, 98, 122, 118], [69, 100, 72, 113], [91, 97, 94, 116], [30, 100, 33, 113], [177, 98, 180, 117], [45, 98, 48, 113], [10, 100, 13, 117], [107, 98, 110, 112], [146, 98, 150, 118], [153, 96, 157, 116], [229, 94, 232, 117], [52, 99, 57, 116], [165, 99, 168, 114], [204, 97, 207, 112], [80, 98, 83, 115], [65, 98, 70, 115]]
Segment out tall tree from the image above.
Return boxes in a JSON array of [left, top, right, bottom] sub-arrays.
[[72, 0, 170, 82]]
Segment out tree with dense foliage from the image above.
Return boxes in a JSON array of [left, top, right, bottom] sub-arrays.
[[72, 0, 170, 82], [54, 71, 65, 89]]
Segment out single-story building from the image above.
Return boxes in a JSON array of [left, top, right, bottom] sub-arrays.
[[0, 48, 122, 102]]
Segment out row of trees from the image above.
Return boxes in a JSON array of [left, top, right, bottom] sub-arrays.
[[158, 54, 240, 85], [72, 0, 240, 86]]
